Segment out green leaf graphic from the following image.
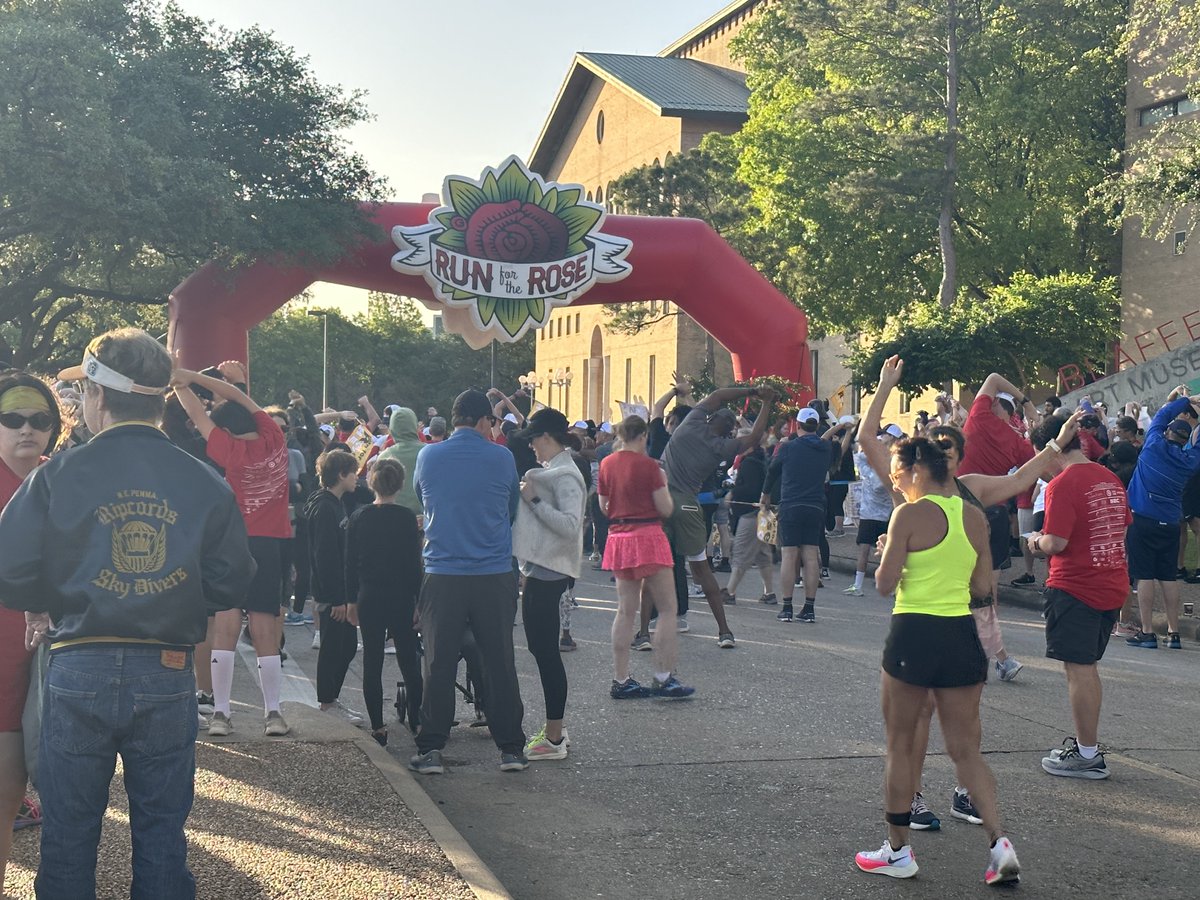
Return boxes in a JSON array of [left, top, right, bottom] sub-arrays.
[[528, 180, 544, 205], [452, 289, 474, 301], [434, 229, 467, 250], [477, 296, 497, 324], [497, 160, 529, 202], [495, 297, 532, 337], [567, 240, 587, 255], [558, 205, 602, 243], [435, 211, 457, 229], [447, 179, 488, 218], [554, 188, 581, 211], [481, 171, 501, 202], [529, 298, 546, 322], [539, 187, 558, 211]]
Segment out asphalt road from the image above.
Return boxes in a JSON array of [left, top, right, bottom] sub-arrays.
[[279, 559, 1199, 899]]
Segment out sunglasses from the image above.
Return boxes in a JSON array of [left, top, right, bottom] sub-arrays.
[[0, 411, 55, 431]]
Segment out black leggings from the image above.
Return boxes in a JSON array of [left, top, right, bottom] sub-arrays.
[[316, 609, 357, 704], [522, 576, 569, 721], [359, 589, 423, 732]]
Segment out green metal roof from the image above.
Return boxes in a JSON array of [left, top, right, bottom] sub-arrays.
[[577, 52, 749, 117]]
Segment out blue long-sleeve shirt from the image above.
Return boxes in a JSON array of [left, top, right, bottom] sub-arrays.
[[1127, 397, 1200, 523], [413, 428, 520, 575]]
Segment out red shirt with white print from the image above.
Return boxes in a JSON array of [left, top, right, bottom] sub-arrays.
[[206, 411, 292, 538]]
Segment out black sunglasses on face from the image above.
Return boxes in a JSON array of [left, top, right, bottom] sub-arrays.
[[0, 411, 55, 431]]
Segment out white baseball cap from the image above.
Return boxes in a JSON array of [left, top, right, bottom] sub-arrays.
[[838, 415, 856, 425], [882, 424, 904, 439], [796, 408, 820, 424]]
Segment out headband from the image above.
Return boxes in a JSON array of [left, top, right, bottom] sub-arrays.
[[0, 386, 52, 415], [63, 352, 167, 396]]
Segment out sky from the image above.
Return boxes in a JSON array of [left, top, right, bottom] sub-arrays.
[[175, 0, 737, 317]]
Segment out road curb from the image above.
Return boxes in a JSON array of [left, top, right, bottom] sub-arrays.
[[354, 733, 513, 900]]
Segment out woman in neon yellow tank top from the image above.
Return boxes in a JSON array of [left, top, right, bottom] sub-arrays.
[[854, 436, 1021, 886]]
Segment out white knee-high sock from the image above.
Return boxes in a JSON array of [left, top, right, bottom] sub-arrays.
[[257, 655, 282, 713], [211, 650, 235, 715]]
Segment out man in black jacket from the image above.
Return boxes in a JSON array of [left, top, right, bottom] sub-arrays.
[[0, 328, 254, 899], [304, 449, 364, 725]]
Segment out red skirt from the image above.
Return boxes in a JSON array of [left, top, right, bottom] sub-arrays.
[[0, 607, 32, 732], [603, 523, 673, 580]]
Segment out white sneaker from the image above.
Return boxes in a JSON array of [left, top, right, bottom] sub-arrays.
[[984, 836, 1020, 884], [311, 630, 321, 650], [264, 710, 291, 736], [855, 839, 918, 879], [842, 584, 864, 596], [325, 701, 364, 727], [689, 583, 705, 597], [198, 712, 209, 731], [676, 614, 689, 633], [995, 657, 1023, 682], [207, 712, 233, 737]]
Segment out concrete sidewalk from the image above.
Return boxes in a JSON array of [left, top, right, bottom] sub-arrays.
[[8, 697, 509, 899]]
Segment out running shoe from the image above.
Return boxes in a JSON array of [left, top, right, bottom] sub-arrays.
[[283, 612, 307, 626], [951, 787, 982, 824], [842, 584, 864, 597], [820, 567, 830, 579], [196, 691, 215, 715], [1167, 632, 1182, 650], [855, 839, 918, 879], [1125, 630, 1158, 649], [500, 752, 530, 772], [758, 593, 778, 605], [1010, 573, 1036, 586], [717, 632, 736, 649], [525, 733, 568, 760], [713, 558, 732, 573], [311, 630, 322, 650], [909, 792, 940, 830], [984, 836, 1020, 885], [650, 674, 695, 698], [589, 550, 600, 563], [331, 701, 364, 726], [198, 712, 209, 732], [631, 632, 653, 652], [559, 636, 578, 652], [995, 657, 1023, 682], [720, 588, 736, 605], [409, 749, 444, 775], [776, 605, 794, 622], [797, 607, 816, 624], [207, 712, 233, 737], [1041, 737, 1110, 779], [610, 677, 650, 699], [1112, 621, 1138, 639], [14, 796, 41, 831], [677, 614, 690, 633], [264, 710, 291, 737], [827, 528, 846, 538], [689, 583, 705, 597]]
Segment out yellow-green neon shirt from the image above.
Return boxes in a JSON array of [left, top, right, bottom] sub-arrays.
[[893, 494, 976, 617]]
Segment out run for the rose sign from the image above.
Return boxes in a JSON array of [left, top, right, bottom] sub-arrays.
[[391, 156, 633, 343]]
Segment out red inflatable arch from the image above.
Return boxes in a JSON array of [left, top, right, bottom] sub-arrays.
[[169, 202, 811, 393]]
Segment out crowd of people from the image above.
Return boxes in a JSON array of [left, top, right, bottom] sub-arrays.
[[0, 325, 1196, 894]]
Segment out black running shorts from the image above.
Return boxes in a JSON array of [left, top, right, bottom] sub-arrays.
[[882, 613, 987, 688], [1043, 587, 1119, 665], [1126, 514, 1179, 582], [243, 535, 284, 614], [985, 504, 1012, 571]]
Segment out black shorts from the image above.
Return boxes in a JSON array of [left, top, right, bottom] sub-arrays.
[[245, 536, 285, 614], [1043, 587, 1119, 665], [985, 504, 1012, 571], [1031, 510, 1045, 533], [1183, 474, 1200, 520], [856, 519, 888, 547], [882, 614, 987, 688], [1126, 514, 1179, 582], [778, 506, 824, 548]]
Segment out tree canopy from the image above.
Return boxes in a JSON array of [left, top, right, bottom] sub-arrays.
[[0, 0, 384, 367], [731, 0, 1126, 336], [248, 294, 535, 416]]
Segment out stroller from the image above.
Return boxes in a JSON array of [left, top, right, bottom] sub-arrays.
[[394, 625, 488, 729]]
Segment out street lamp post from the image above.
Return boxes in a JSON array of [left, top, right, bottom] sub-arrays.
[[306, 309, 328, 410], [518, 370, 542, 406], [549, 368, 574, 414]]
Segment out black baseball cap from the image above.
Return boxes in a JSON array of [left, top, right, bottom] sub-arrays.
[[512, 407, 570, 440], [451, 389, 493, 423], [1168, 419, 1193, 439]]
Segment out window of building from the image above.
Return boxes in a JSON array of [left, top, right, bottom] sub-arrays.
[[899, 392, 912, 414], [649, 355, 656, 400], [596, 186, 603, 205], [556, 318, 562, 338], [575, 312, 580, 332], [586, 190, 593, 202], [566, 316, 571, 336], [662, 300, 671, 314], [1139, 96, 1199, 126], [649, 300, 658, 315], [565, 368, 571, 417], [596, 109, 605, 144], [1175, 231, 1188, 255], [625, 358, 632, 403], [810, 349, 819, 398]]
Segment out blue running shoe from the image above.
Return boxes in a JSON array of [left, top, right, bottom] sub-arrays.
[[1126, 631, 1158, 649], [283, 612, 306, 626], [610, 677, 650, 699], [650, 675, 695, 699], [776, 605, 794, 622]]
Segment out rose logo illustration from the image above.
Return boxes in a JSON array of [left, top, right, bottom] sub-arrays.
[[391, 156, 632, 342]]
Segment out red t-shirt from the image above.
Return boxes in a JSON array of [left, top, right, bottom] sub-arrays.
[[959, 394, 1035, 477], [206, 411, 292, 538], [1, 459, 37, 730], [1079, 430, 1106, 462], [1043, 462, 1131, 610], [598, 450, 666, 530]]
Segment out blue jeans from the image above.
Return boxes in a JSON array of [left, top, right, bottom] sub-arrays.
[[37, 646, 198, 900]]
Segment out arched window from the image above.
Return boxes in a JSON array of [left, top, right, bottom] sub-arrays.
[[596, 186, 603, 205], [596, 109, 605, 144]]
